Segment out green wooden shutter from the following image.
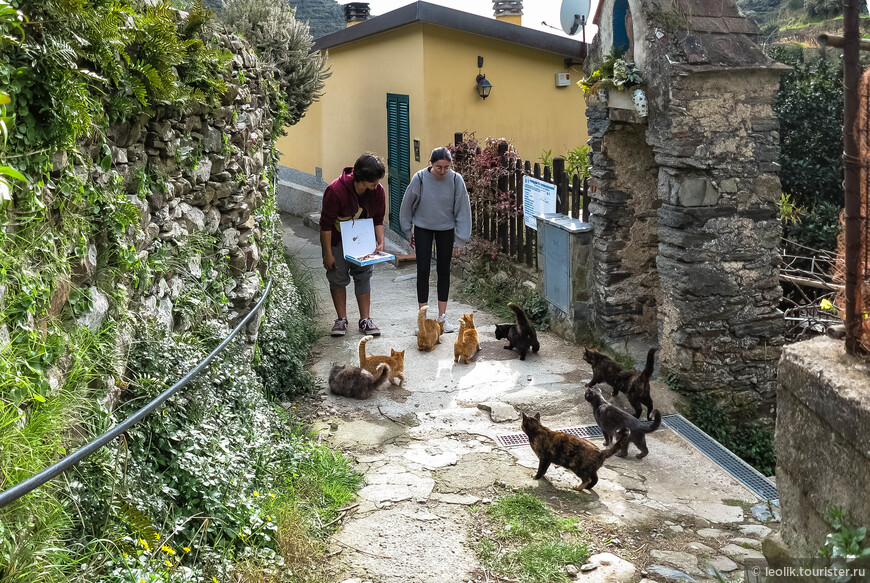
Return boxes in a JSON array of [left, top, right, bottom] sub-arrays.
[[386, 93, 410, 237]]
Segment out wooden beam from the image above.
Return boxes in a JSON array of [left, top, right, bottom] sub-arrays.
[[780, 273, 844, 291], [818, 33, 870, 51]]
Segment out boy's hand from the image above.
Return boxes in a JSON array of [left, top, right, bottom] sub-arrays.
[[323, 254, 336, 270]]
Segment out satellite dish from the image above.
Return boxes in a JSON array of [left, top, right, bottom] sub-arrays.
[[560, 0, 590, 36]]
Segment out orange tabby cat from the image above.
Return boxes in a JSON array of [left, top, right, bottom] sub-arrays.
[[359, 335, 405, 386], [454, 313, 480, 364], [417, 305, 444, 351]]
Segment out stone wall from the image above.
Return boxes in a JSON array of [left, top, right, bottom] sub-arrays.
[[67, 28, 272, 343], [584, 0, 786, 401], [776, 337, 870, 554]]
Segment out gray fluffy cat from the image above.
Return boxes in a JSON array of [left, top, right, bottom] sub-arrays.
[[328, 363, 390, 400]]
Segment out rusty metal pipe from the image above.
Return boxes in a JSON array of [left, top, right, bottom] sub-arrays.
[[842, 2, 863, 354]]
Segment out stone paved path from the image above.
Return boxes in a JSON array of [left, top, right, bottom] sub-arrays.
[[280, 212, 780, 583]]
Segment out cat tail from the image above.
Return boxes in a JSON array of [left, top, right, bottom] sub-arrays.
[[641, 347, 657, 381], [373, 362, 391, 388], [641, 409, 662, 433], [602, 429, 631, 459], [508, 302, 534, 334], [359, 335, 374, 366], [418, 305, 428, 330]]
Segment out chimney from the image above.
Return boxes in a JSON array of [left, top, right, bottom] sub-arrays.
[[493, 0, 522, 25], [343, 2, 370, 27]]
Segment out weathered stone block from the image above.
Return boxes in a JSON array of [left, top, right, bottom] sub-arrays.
[[777, 337, 870, 555], [677, 178, 720, 207]]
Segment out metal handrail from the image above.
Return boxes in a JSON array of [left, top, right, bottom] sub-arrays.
[[0, 278, 273, 509]]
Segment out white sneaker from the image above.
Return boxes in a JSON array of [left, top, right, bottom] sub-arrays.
[[437, 314, 456, 333]]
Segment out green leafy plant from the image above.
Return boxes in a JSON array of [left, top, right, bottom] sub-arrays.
[[819, 507, 870, 582], [579, 48, 643, 96], [538, 146, 589, 181], [786, 200, 841, 252], [770, 47, 844, 211], [777, 192, 806, 225]]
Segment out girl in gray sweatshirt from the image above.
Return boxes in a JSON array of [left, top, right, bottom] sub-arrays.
[[399, 147, 472, 333]]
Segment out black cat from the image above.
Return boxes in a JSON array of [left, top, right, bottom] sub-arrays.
[[585, 386, 661, 459], [583, 347, 657, 420], [495, 302, 540, 360]]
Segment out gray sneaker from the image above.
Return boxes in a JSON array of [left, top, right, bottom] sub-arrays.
[[331, 318, 349, 336], [437, 314, 456, 333], [359, 318, 381, 335]]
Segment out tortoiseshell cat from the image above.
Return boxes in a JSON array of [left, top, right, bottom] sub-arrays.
[[582, 347, 657, 420], [494, 302, 540, 360], [585, 386, 661, 459], [521, 412, 628, 490], [359, 335, 405, 386], [329, 363, 391, 400], [454, 313, 480, 364], [417, 305, 444, 352]]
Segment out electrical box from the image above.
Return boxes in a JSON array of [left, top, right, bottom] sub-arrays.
[[536, 213, 592, 314], [555, 72, 571, 87]]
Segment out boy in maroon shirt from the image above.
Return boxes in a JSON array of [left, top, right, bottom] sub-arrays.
[[319, 153, 386, 336]]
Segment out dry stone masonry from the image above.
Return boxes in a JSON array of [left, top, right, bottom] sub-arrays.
[[65, 26, 272, 343], [585, 0, 788, 404]]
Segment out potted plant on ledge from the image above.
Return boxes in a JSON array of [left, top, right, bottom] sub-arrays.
[[579, 49, 647, 117]]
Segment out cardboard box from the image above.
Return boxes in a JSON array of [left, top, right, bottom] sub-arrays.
[[340, 218, 395, 266]]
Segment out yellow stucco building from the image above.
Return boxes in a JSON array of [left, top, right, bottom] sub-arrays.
[[276, 1, 588, 235]]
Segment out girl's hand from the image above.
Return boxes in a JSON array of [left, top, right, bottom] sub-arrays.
[[408, 237, 415, 249]]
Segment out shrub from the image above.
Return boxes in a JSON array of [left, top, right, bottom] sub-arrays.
[[668, 377, 776, 476], [256, 260, 319, 399], [786, 200, 841, 252], [217, 0, 329, 129], [771, 47, 844, 211]]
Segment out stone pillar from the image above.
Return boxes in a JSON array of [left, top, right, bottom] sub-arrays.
[[584, 0, 787, 401], [651, 70, 784, 401]]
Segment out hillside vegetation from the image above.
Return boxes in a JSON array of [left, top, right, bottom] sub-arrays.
[[736, 0, 870, 43]]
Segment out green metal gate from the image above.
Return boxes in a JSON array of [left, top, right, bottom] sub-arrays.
[[386, 93, 410, 237]]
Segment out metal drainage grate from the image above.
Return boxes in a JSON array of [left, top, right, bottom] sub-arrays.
[[496, 424, 602, 448], [661, 414, 778, 501], [496, 414, 778, 501]]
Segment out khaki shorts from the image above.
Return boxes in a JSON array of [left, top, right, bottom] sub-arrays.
[[326, 241, 374, 296]]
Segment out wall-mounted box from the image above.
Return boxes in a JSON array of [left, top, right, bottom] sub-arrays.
[[555, 72, 571, 87], [537, 213, 591, 312]]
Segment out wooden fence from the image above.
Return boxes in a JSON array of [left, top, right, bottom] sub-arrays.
[[451, 132, 589, 269]]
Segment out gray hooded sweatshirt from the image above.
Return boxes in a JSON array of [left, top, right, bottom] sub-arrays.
[[399, 168, 472, 246]]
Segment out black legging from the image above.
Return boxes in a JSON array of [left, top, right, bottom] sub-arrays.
[[414, 226, 455, 304]]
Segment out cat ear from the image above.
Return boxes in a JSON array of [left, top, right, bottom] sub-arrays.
[[534, 412, 541, 421]]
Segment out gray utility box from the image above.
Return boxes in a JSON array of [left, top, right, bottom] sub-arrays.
[[536, 213, 593, 316]]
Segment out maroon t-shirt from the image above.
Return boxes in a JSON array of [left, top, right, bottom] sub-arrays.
[[319, 167, 386, 245]]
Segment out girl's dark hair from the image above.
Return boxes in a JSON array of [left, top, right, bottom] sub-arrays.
[[353, 153, 386, 182], [430, 147, 453, 164]]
